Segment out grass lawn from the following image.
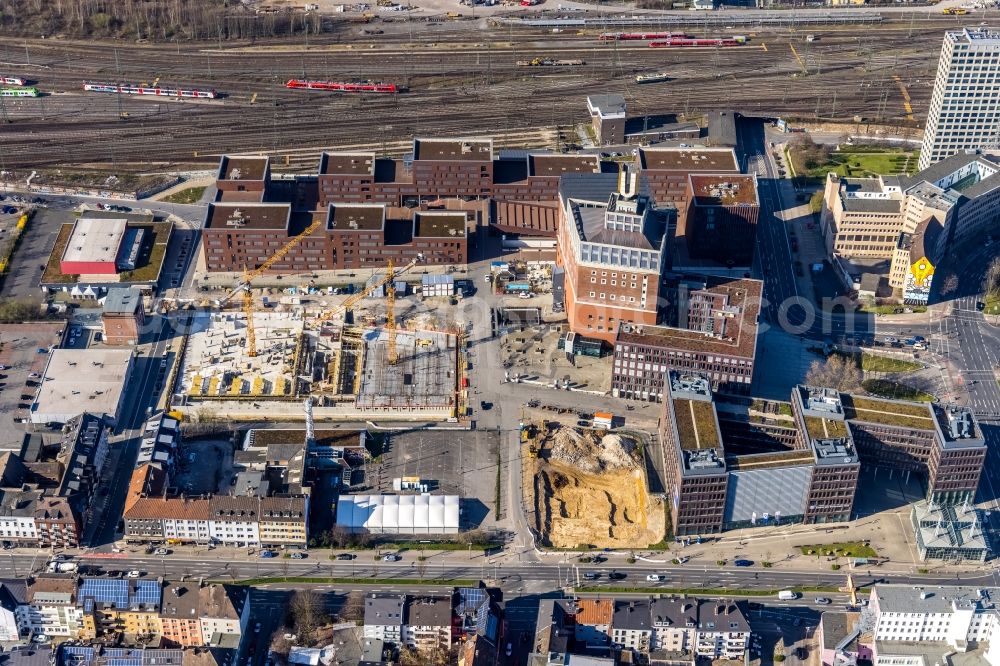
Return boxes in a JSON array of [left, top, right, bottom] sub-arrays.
[[860, 353, 923, 373], [800, 541, 877, 558], [162, 185, 207, 204], [862, 379, 935, 402], [790, 144, 919, 181], [857, 303, 927, 315]]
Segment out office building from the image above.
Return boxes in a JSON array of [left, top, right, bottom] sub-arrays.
[[587, 95, 627, 145], [556, 167, 669, 344], [822, 152, 1000, 296], [920, 28, 1000, 170], [638, 147, 740, 219], [681, 174, 759, 267], [612, 276, 761, 399], [661, 372, 984, 536]]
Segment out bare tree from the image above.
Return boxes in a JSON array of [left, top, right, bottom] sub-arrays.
[[269, 634, 292, 662], [289, 590, 328, 644], [984, 257, 1000, 296], [806, 355, 863, 392], [337, 591, 365, 623], [940, 273, 960, 298]]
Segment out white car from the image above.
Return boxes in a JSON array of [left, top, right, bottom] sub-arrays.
[[646, 574, 663, 582], [154, 548, 169, 556], [382, 554, 401, 562], [126, 570, 142, 578], [518, 292, 532, 299]]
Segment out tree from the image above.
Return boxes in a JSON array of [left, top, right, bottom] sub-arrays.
[[0, 298, 45, 323], [337, 591, 365, 623], [806, 354, 863, 392], [289, 590, 328, 644], [984, 257, 1000, 296], [940, 273, 960, 298], [269, 634, 292, 662]]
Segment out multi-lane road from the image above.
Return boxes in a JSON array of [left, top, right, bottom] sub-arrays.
[[3, 550, 999, 599]]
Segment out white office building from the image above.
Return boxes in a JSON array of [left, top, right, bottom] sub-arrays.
[[869, 585, 1000, 666], [920, 28, 1000, 171]]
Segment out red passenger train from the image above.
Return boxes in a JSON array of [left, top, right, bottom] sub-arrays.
[[285, 79, 403, 93], [649, 37, 743, 47]]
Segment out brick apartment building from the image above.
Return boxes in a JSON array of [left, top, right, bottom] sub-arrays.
[[315, 139, 493, 207], [555, 167, 669, 344], [612, 276, 761, 399], [200, 202, 467, 272], [215, 155, 269, 203], [316, 148, 602, 209], [662, 372, 985, 536]]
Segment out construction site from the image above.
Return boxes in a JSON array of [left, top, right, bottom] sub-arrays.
[[174, 309, 461, 420], [524, 422, 665, 550]]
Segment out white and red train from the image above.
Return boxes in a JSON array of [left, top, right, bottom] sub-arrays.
[[649, 37, 745, 47], [598, 32, 682, 41], [83, 82, 218, 98], [1, 76, 26, 86], [285, 79, 403, 93]]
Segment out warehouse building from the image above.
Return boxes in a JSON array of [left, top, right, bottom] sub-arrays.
[[29, 349, 134, 426], [335, 494, 461, 535]]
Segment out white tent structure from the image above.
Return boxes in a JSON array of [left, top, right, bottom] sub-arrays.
[[336, 494, 461, 535]]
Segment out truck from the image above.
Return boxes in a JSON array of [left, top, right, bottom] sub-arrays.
[[778, 590, 798, 601], [47, 561, 78, 573]]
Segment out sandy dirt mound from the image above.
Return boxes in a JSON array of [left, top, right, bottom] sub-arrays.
[[549, 427, 639, 474]]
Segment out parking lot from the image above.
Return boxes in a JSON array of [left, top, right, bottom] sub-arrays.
[[0, 206, 69, 300], [171, 439, 233, 494], [374, 429, 501, 531], [0, 323, 66, 450]]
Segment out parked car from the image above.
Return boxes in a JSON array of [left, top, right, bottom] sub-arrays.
[[382, 553, 401, 562], [259, 550, 275, 559], [126, 570, 142, 578], [154, 548, 170, 556], [254, 623, 262, 634], [734, 559, 754, 567], [336, 553, 355, 561], [290, 552, 306, 559]]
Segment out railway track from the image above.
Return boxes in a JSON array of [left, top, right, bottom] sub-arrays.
[[0, 18, 965, 169]]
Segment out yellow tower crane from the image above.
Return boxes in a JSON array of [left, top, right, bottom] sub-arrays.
[[220, 217, 324, 358], [314, 254, 423, 336], [385, 259, 399, 364]]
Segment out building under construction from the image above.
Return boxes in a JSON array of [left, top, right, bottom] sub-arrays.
[[172, 310, 460, 420]]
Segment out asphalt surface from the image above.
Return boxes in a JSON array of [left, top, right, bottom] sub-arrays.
[[3, 551, 999, 594]]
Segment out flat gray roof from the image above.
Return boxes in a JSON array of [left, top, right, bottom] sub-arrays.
[[62, 218, 127, 265]]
